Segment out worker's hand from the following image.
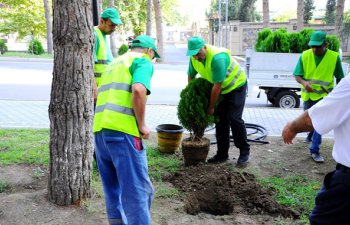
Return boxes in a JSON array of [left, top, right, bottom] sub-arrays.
[[303, 81, 314, 92], [139, 125, 150, 139], [207, 106, 215, 115], [282, 122, 297, 144]]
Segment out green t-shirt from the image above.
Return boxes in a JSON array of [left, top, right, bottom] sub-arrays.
[[130, 57, 154, 95], [187, 52, 229, 83], [94, 29, 114, 64], [293, 49, 344, 83]]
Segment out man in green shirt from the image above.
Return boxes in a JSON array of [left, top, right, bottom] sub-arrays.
[[93, 7, 122, 102], [94, 35, 160, 225], [186, 36, 250, 167], [293, 30, 344, 163]]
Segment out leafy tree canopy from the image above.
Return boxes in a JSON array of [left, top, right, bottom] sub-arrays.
[[324, 0, 336, 24], [104, 0, 186, 35], [0, 0, 46, 40], [304, 0, 315, 23], [207, 0, 260, 22]]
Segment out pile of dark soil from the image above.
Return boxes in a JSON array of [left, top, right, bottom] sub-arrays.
[[165, 163, 300, 218]]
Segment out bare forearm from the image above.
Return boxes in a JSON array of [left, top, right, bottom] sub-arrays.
[[132, 85, 147, 127], [132, 83, 151, 139], [282, 111, 314, 144], [208, 83, 221, 115]]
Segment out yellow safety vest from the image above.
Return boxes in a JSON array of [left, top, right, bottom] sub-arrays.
[[301, 49, 338, 101], [93, 52, 151, 137], [94, 26, 108, 87], [190, 45, 246, 94]]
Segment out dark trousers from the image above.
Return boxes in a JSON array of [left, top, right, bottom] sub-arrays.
[[215, 83, 250, 158], [310, 166, 350, 225]]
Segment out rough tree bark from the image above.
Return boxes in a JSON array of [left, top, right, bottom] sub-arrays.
[[335, 0, 345, 41], [43, 0, 53, 54], [297, 0, 304, 30], [153, 0, 164, 62], [146, 0, 152, 36], [262, 0, 269, 27], [109, 0, 117, 57], [48, 0, 94, 205]]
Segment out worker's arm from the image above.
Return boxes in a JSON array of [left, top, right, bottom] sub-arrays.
[[295, 76, 314, 92], [208, 82, 222, 115], [282, 110, 314, 144], [132, 83, 150, 139]]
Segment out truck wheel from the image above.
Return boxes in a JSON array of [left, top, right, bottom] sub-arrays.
[[275, 91, 300, 108]]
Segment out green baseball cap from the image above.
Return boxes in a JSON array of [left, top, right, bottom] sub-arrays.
[[308, 31, 326, 46], [131, 35, 160, 58], [186, 36, 205, 56], [101, 8, 122, 25]]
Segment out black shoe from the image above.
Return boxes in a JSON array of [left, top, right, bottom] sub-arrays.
[[207, 155, 228, 164], [237, 154, 250, 167]]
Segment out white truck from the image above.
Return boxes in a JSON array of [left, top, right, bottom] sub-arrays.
[[245, 50, 349, 108]]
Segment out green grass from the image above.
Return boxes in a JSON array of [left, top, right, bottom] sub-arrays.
[[147, 147, 182, 182], [0, 129, 49, 166], [0, 179, 9, 193], [0, 51, 53, 59], [258, 175, 320, 223]]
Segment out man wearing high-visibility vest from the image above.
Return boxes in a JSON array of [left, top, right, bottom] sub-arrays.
[[293, 30, 344, 163], [93, 35, 160, 225], [93, 7, 122, 102], [186, 36, 250, 167]]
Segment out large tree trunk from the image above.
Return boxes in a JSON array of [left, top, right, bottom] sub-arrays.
[[43, 0, 53, 54], [153, 0, 164, 62], [262, 0, 269, 27], [335, 0, 345, 41], [146, 0, 152, 36], [49, 0, 94, 205], [109, 0, 117, 57], [297, 0, 304, 30]]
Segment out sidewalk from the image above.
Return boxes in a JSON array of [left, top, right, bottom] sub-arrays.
[[0, 100, 323, 138]]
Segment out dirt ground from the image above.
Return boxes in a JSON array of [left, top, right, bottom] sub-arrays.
[[0, 135, 336, 225]]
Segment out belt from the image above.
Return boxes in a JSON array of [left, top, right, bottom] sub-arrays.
[[336, 163, 350, 174]]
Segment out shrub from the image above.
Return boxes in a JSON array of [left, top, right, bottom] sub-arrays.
[[118, 44, 129, 56], [289, 32, 303, 53], [28, 38, 44, 55], [177, 78, 216, 141], [326, 35, 340, 52], [255, 28, 341, 53], [0, 40, 8, 55], [255, 28, 272, 52], [262, 28, 290, 53], [298, 28, 314, 52]]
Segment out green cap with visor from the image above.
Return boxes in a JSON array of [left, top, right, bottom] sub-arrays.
[[308, 31, 326, 47], [186, 36, 205, 56], [101, 8, 123, 25], [131, 35, 160, 58]]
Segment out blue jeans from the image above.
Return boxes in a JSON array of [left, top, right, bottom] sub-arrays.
[[95, 129, 154, 225], [304, 100, 322, 154]]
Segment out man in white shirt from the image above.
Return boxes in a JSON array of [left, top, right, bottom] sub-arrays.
[[282, 75, 350, 225]]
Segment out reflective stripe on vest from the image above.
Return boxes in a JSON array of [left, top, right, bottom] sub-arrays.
[[300, 49, 338, 101], [93, 52, 151, 137], [190, 45, 246, 94], [94, 27, 108, 87]]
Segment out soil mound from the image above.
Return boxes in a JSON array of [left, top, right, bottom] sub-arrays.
[[165, 163, 300, 218]]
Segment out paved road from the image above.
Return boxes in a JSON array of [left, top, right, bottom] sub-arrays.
[[0, 58, 272, 107]]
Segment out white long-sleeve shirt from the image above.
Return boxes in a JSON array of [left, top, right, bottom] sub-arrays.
[[309, 75, 350, 167]]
